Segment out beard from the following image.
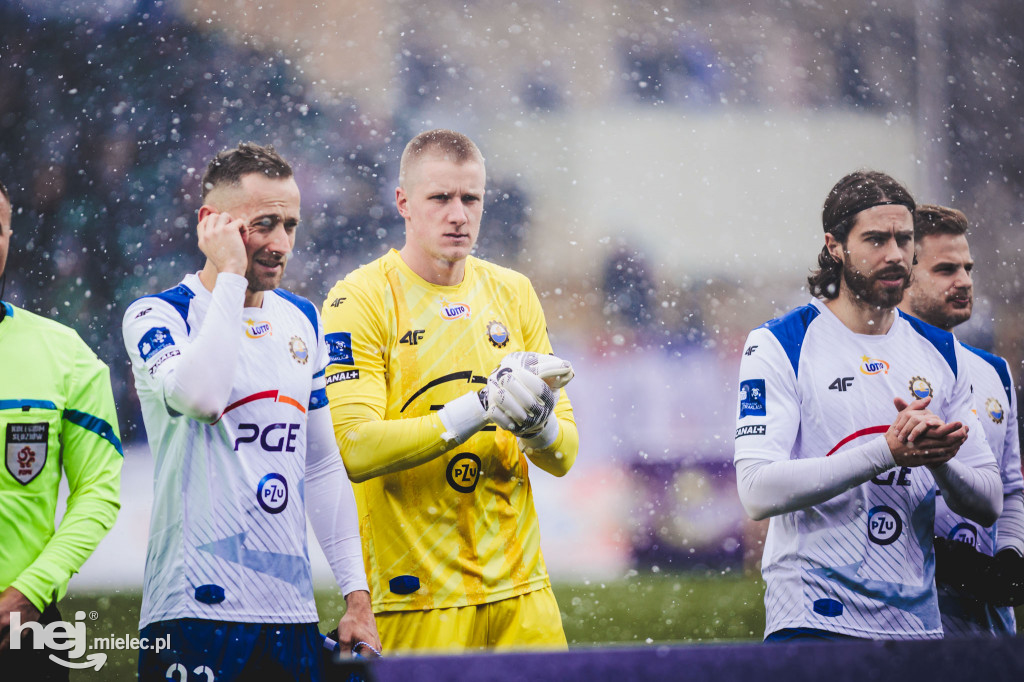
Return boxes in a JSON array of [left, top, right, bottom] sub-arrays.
[[842, 260, 911, 309], [908, 289, 973, 330], [245, 251, 288, 293]]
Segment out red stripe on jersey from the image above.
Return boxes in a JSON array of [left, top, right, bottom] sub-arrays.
[[825, 425, 889, 457]]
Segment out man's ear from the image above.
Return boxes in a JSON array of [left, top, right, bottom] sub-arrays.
[[198, 205, 217, 222], [395, 187, 410, 220], [824, 233, 844, 263]]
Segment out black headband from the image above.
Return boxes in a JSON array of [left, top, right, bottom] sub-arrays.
[[827, 199, 915, 233]]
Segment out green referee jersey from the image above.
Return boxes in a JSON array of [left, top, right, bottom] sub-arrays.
[[0, 301, 123, 610]]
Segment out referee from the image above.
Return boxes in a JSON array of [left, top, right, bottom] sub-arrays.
[[0, 179, 123, 679]]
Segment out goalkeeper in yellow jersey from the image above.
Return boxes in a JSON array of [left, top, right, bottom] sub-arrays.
[[322, 129, 578, 653]]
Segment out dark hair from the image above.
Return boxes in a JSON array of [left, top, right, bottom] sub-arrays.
[[808, 170, 916, 299], [914, 204, 968, 240], [201, 143, 293, 201], [398, 129, 484, 187], [0, 179, 9, 205]]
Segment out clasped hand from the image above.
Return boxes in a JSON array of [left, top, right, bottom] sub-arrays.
[[885, 396, 968, 468], [480, 352, 574, 438]]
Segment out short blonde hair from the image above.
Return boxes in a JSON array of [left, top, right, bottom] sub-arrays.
[[398, 129, 484, 188]]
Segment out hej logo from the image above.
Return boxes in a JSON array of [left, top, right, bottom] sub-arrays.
[[9, 610, 171, 671]]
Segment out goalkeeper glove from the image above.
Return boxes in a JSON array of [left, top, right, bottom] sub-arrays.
[[482, 352, 574, 448], [934, 536, 991, 596], [981, 548, 1024, 607], [436, 392, 490, 446], [934, 538, 1024, 606]]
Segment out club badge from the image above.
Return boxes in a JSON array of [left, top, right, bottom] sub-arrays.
[[289, 336, 309, 365], [909, 376, 933, 400], [486, 320, 510, 348], [985, 397, 1004, 424]]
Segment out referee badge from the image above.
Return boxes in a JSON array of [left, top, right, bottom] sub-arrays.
[[6, 423, 48, 485], [486, 320, 510, 348], [908, 376, 932, 400], [289, 336, 309, 365]]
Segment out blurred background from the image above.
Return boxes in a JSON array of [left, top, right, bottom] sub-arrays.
[[3, 0, 1024, 644]]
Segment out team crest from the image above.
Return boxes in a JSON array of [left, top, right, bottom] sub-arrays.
[[6, 423, 48, 485], [289, 336, 309, 365], [486, 320, 510, 348], [909, 376, 933, 399], [859, 356, 890, 375], [246, 319, 273, 339], [985, 397, 1004, 424], [439, 299, 471, 321]]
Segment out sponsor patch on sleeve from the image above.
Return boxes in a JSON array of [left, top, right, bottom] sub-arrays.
[[739, 379, 766, 417], [325, 332, 354, 366], [138, 327, 175, 361], [735, 424, 767, 438], [326, 370, 360, 385]]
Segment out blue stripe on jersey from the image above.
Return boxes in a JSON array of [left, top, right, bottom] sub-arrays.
[[308, 387, 328, 411], [63, 409, 124, 456], [0, 399, 58, 411], [312, 368, 325, 380], [1, 301, 13, 318], [962, 343, 1013, 403], [898, 310, 958, 378], [758, 304, 820, 378], [147, 283, 197, 334], [274, 289, 318, 338]]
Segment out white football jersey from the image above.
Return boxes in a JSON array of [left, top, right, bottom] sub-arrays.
[[124, 274, 329, 627], [934, 344, 1021, 635], [735, 298, 995, 640]]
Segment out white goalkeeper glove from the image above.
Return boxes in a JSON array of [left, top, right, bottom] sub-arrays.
[[436, 392, 490, 446], [482, 352, 574, 449]]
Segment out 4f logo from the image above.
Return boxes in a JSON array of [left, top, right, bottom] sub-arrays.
[[744, 345, 758, 356], [330, 297, 346, 307], [400, 330, 425, 345], [829, 377, 855, 392]]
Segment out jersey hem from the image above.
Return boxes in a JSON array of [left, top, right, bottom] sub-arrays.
[[372, 575, 551, 614]]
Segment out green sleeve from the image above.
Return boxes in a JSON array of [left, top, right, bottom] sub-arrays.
[[10, 341, 123, 610]]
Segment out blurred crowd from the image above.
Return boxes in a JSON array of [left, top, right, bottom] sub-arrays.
[[2, 0, 1023, 454]]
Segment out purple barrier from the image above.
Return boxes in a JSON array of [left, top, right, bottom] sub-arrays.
[[330, 636, 1024, 682]]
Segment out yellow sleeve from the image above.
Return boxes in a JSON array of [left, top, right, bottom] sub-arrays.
[[322, 275, 461, 483], [517, 278, 579, 477]]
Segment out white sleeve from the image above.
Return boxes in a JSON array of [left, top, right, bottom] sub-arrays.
[[736, 437, 895, 520], [996, 361, 1024, 554], [930, 459, 1002, 528], [733, 328, 800, 464], [306, 404, 368, 596], [304, 319, 367, 595], [122, 273, 246, 423], [997, 490, 1024, 556], [928, 341, 1003, 527]]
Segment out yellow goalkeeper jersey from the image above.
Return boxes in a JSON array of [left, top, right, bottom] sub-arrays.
[[322, 249, 577, 613]]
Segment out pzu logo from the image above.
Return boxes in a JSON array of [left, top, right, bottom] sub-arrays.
[[234, 423, 301, 452], [446, 453, 481, 493]]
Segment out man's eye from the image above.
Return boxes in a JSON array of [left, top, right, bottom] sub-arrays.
[[254, 218, 275, 229]]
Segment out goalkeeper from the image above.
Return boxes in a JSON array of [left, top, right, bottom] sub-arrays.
[[322, 129, 579, 653]]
